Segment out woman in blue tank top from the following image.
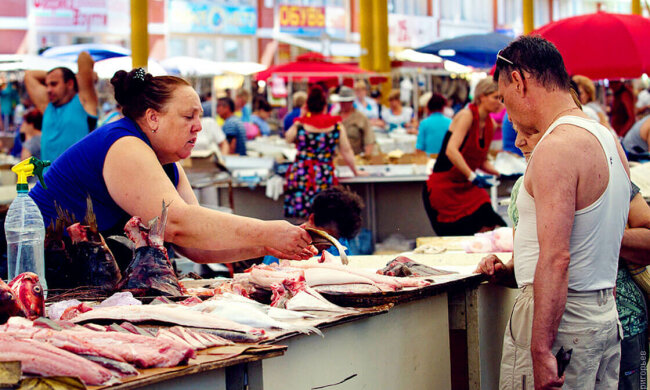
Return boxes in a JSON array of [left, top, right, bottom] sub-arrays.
[[30, 68, 316, 265]]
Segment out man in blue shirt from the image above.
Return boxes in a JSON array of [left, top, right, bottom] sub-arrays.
[[217, 97, 247, 156], [283, 91, 307, 136], [24, 51, 98, 162], [250, 97, 272, 137], [235, 89, 251, 123], [416, 93, 451, 155]]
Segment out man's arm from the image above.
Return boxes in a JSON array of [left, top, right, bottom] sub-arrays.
[[621, 193, 650, 265], [24, 70, 49, 114], [76, 51, 98, 117], [361, 115, 375, 156], [529, 139, 576, 388]]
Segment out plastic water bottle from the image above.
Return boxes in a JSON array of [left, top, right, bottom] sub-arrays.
[[6, 194, 46, 284], [5, 157, 50, 292]]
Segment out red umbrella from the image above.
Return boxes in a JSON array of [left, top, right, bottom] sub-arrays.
[[532, 12, 650, 79], [255, 52, 369, 83]]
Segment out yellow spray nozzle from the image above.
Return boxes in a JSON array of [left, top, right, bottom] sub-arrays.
[[11, 157, 51, 191]]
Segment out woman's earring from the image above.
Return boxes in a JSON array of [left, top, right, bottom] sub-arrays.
[[151, 129, 157, 133]]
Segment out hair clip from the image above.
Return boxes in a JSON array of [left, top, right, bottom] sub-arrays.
[[133, 68, 146, 81]]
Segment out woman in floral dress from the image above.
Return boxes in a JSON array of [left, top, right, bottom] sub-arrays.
[[284, 86, 361, 218]]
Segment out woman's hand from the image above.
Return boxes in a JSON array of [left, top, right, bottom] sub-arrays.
[[265, 245, 318, 261], [263, 221, 314, 257]]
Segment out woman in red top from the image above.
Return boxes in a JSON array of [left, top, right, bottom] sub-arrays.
[[423, 78, 506, 236]]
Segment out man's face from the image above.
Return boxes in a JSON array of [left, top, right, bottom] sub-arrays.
[[235, 96, 246, 110], [216, 103, 228, 119], [497, 73, 528, 129], [258, 110, 270, 120], [340, 101, 354, 112], [45, 69, 74, 106]]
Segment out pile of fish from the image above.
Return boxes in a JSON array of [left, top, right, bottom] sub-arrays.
[[45, 199, 122, 293], [187, 293, 322, 336], [44, 200, 184, 298], [377, 256, 457, 278], [213, 251, 433, 312], [0, 316, 203, 385], [68, 302, 269, 343], [117, 202, 184, 297], [0, 272, 45, 323], [67, 199, 122, 292]]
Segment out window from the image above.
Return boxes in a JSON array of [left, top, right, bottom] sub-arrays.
[[224, 39, 242, 61], [169, 38, 187, 57], [198, 38, 215, 60]]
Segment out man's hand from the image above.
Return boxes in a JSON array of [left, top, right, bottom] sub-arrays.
[[474, 254, 517, 287], [532, 350, 564, 389], [474, 254, 507, 281]]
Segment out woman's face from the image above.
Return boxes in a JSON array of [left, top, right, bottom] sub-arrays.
[[389, 98, 401, 110], [513, 122, 543, 160], [152, 85, 203, 164], [577, 86, 590, 105], [20, 121, 35, 137], [479, 91, 504, 113]]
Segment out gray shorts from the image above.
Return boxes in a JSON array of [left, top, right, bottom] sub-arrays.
[[499, 285, 622, 390]]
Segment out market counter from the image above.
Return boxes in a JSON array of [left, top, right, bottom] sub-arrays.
[[340, 253, 517, 390], [92, 345, 287, 390], [199, 173, 434, 244], [244, 255, 490, 390]]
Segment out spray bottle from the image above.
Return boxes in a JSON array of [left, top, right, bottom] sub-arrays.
[[5, 157, 50, 292]]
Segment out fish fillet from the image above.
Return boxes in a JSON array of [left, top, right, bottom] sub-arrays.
[[70, 305, 264, 335], [0, 335, 114, 385], [303, 268, 378, 287], [285, 288, 353, 313]]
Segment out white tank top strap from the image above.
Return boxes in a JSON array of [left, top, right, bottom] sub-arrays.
[[530, 115, 616, 171]]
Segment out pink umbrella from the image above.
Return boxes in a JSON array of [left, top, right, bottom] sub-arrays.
[[255, 52, 369, 83], [533, 12, 650, 79]]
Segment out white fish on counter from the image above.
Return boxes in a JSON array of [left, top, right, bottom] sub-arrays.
[[210, 293, 317, 320], [285, 288, 353, 314], [47, 299, 84, 321], [190, 299, 322, 336], [69, 304, 265, 335], [97, 292, 142, 308]]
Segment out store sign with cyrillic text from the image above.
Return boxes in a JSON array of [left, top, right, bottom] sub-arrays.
[[278, 5, 325, 37], [29, 0, 129, 32]]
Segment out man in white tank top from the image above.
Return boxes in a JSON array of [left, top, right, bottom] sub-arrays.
[[487, 36, 631, 389]]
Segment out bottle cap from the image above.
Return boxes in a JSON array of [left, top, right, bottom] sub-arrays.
[[11, 157, 51, 192]]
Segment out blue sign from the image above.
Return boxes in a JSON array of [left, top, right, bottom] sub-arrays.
[[168, 1, 257, 35]]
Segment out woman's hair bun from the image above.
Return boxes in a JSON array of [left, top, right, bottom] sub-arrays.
[[110, 68, 152, 108]]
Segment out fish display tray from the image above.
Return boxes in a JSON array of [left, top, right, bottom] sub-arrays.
[[319, 273, 485, 308]]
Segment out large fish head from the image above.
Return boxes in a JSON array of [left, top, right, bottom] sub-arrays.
[[0, 278, 22, 322], [9, 272, 45, 319]]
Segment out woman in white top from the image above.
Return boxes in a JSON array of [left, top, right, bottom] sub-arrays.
[[573, 75, 611, 130], [380, 89, 415, 133]]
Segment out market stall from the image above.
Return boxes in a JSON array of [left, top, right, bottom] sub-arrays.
[[1, 234, 506, 390]]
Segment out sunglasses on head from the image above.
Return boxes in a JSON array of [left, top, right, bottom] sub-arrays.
[[496, 50, 525, 82]]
